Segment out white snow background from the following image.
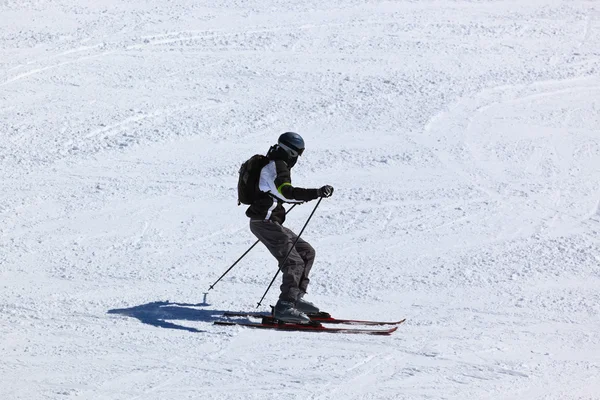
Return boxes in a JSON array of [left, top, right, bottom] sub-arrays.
[[2, 0, 600, 399]]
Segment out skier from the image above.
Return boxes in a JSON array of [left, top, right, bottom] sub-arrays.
[[246, 132, 334, 323]]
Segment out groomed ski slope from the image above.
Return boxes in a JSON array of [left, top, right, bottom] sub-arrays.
[[1, 1, 600, 399]]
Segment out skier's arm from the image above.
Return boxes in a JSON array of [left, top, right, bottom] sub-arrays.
[[274, 160, 319, 202], [278, 182, 319, 201]]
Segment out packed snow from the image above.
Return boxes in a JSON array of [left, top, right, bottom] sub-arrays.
[[2, 0, 600, 399]]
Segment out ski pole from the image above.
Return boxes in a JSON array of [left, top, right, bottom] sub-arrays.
[[208, 204, 297, 291], [256, 197, 323, 308]]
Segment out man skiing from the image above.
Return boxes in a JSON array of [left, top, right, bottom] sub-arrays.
[[246, 132, 334, 324]]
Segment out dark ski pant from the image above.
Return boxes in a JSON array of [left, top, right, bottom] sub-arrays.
[[250, 219, 315, 302]]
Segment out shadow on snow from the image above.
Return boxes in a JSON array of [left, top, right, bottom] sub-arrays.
[[107, 301, 229, 333]]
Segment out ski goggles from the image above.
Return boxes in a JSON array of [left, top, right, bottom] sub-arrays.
[[279, 142, 305, 157]]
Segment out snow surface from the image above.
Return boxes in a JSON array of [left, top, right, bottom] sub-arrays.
[[2, 0, 600, 399]]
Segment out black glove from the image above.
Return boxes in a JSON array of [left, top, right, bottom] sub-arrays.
[[317, 185, 334, 198]]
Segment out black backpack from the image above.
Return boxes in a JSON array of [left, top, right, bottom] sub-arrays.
[[237, 154, 270, 205]]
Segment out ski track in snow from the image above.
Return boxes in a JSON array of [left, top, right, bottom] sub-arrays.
[[2, 0, 600, 399]]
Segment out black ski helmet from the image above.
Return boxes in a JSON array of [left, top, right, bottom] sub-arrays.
[[278, 132, 305, 158]]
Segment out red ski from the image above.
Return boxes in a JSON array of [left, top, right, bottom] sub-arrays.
[[214, 320, 398, 335], [222, 311, 406, 326]]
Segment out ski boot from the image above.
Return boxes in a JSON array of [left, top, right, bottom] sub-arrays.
[[273, 300, 311, 324], [295, 295, 320, 315], [295, 295, 331, 318]]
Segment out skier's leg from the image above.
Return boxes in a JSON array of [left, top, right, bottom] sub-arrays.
[[281, 226, 315, 294], [250, 220, 305, 302], [278, 226, 320, 313]]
